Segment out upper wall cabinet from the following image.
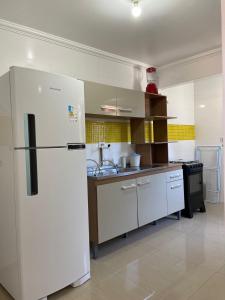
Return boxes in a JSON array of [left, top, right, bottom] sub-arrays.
[[116, 88, 145, 118], [84, 81, 145, 118], [85, 81, 117, 116]]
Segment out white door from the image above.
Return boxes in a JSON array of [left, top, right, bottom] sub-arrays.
[[10, 67, 85, 147], [137, 173, 167, 227], [84, 81, 117, 116], [14, 148, 90, 300], [116, 87, 145, 118]]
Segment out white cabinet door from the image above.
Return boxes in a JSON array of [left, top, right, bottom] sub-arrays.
[[97, 179, 138, 243], [84, 81, 117, 116], [167, 180, 185, 215], [137, 173, 167, 227], [116, 88, 145, 118]]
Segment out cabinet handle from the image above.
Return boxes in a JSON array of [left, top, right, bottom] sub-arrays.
[[137, 181, 151, 186], [170, 174, 180, 179], [118, 107, 133, 113], [171, 184, 182, 190], [100, 105, 117, 111], [121, 184, 136, 190]]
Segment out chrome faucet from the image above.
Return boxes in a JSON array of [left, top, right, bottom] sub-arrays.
[[99, 143, 111, 166], [86, 159, 101, 176], [102, 159, 118, 173], [102, 159, 117, 168]]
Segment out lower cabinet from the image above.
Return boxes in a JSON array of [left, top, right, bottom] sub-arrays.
[[97, 179, 138, 243], [167, 179, 185, 215], [137, 173, 167, 227], [88, 168, 185, 257]]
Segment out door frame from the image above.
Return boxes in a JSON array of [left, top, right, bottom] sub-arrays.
[[222, 0, 225, 203]]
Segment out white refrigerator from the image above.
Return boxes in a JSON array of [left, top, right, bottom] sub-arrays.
[[0, 67, 90, 300]]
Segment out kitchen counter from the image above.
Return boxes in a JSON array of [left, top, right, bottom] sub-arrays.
[[87, 163, 184, 258], [88, 163, 182, 185]]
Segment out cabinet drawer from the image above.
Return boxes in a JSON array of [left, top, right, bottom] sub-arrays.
[[166, 169, 183, 182], [167, 180, 184, 215], [97, 179, 138, 243]]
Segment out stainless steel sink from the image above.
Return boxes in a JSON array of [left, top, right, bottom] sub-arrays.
[[87, 167, 138, 177], [87, 168, 118, 177], [87, 164, 165, 178], [117, 167, 139, 173]]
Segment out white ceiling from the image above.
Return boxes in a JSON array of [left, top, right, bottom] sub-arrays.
[[0, 0, 221, 66]]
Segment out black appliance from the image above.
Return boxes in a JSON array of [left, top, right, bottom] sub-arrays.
[[170, 161, 206, 218]]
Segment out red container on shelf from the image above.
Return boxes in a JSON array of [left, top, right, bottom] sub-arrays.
[[146, 67, 158, 94]]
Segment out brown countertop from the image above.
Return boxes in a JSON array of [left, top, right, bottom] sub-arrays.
[[88, 163, 183, 185]]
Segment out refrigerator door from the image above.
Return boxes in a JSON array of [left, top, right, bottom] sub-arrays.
[[10, 67, 85, 148], [14, 147, 90, 300]]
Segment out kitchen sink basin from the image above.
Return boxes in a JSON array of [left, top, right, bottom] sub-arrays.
[[87, 164, 165, 178], [117, 167, 139, 173], [87, 167, 137, 177]]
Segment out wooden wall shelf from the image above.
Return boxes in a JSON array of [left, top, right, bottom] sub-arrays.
[[148, 116, 177, 120], [150, 141, 178, 144], [130, 92, 176, 165]]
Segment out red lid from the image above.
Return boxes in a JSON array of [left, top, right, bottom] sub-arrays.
[[146, 67, 157, 73]]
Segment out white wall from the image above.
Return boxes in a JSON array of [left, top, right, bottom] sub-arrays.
[[158, 49, 222, 89], [0, 21, 147, 90], [161, 82, 195, 161], [194, 74, 223, 203], [86, 143, 134, 168], [223, 0, 225, 117], [162, 75, 224, 202], [194, 74, 223, 146], [221, 0, 225, 203], [0, 20, 148, 167], [165, 82, 195, 125]]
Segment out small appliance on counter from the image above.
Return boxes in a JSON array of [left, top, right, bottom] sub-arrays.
[[130, 153, 141, 167], [120, 156, 127, 168], [170, 160, 206, 218]]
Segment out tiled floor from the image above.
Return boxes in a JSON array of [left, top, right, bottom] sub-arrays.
[[1, 203, 225, 300]]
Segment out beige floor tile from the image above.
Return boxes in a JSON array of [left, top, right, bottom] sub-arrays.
[[120, 250, 184, 291], [97, 238, 158, 273], [49, 281, 107, 300], [90, 259, 119, 283], [1, 203, 224, 300], [95, 271, 155, 300], [217, 264, 225, 275], [151, 264, 217, 300], [158, 233, 225, 271], [188, 273, 225, 300]]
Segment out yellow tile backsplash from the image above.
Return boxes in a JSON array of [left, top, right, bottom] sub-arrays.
[[168, 124, 195, 141], [86, 120, 131, 143], [85, 120, 195, 144]]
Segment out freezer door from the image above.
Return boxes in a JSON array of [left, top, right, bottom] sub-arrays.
[[14, 148, 90, 300], [10, 67, 85, 148]]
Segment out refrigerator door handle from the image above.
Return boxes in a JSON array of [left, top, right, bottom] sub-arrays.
[[67, 143, 86, 150], [24, 114, 38, 196]]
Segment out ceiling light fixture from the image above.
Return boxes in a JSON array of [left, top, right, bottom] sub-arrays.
[[131, 0, 142, 18]]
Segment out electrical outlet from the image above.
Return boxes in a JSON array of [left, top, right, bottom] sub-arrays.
[[98, 142, 111, 149], [98, 142, 106, 149]]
